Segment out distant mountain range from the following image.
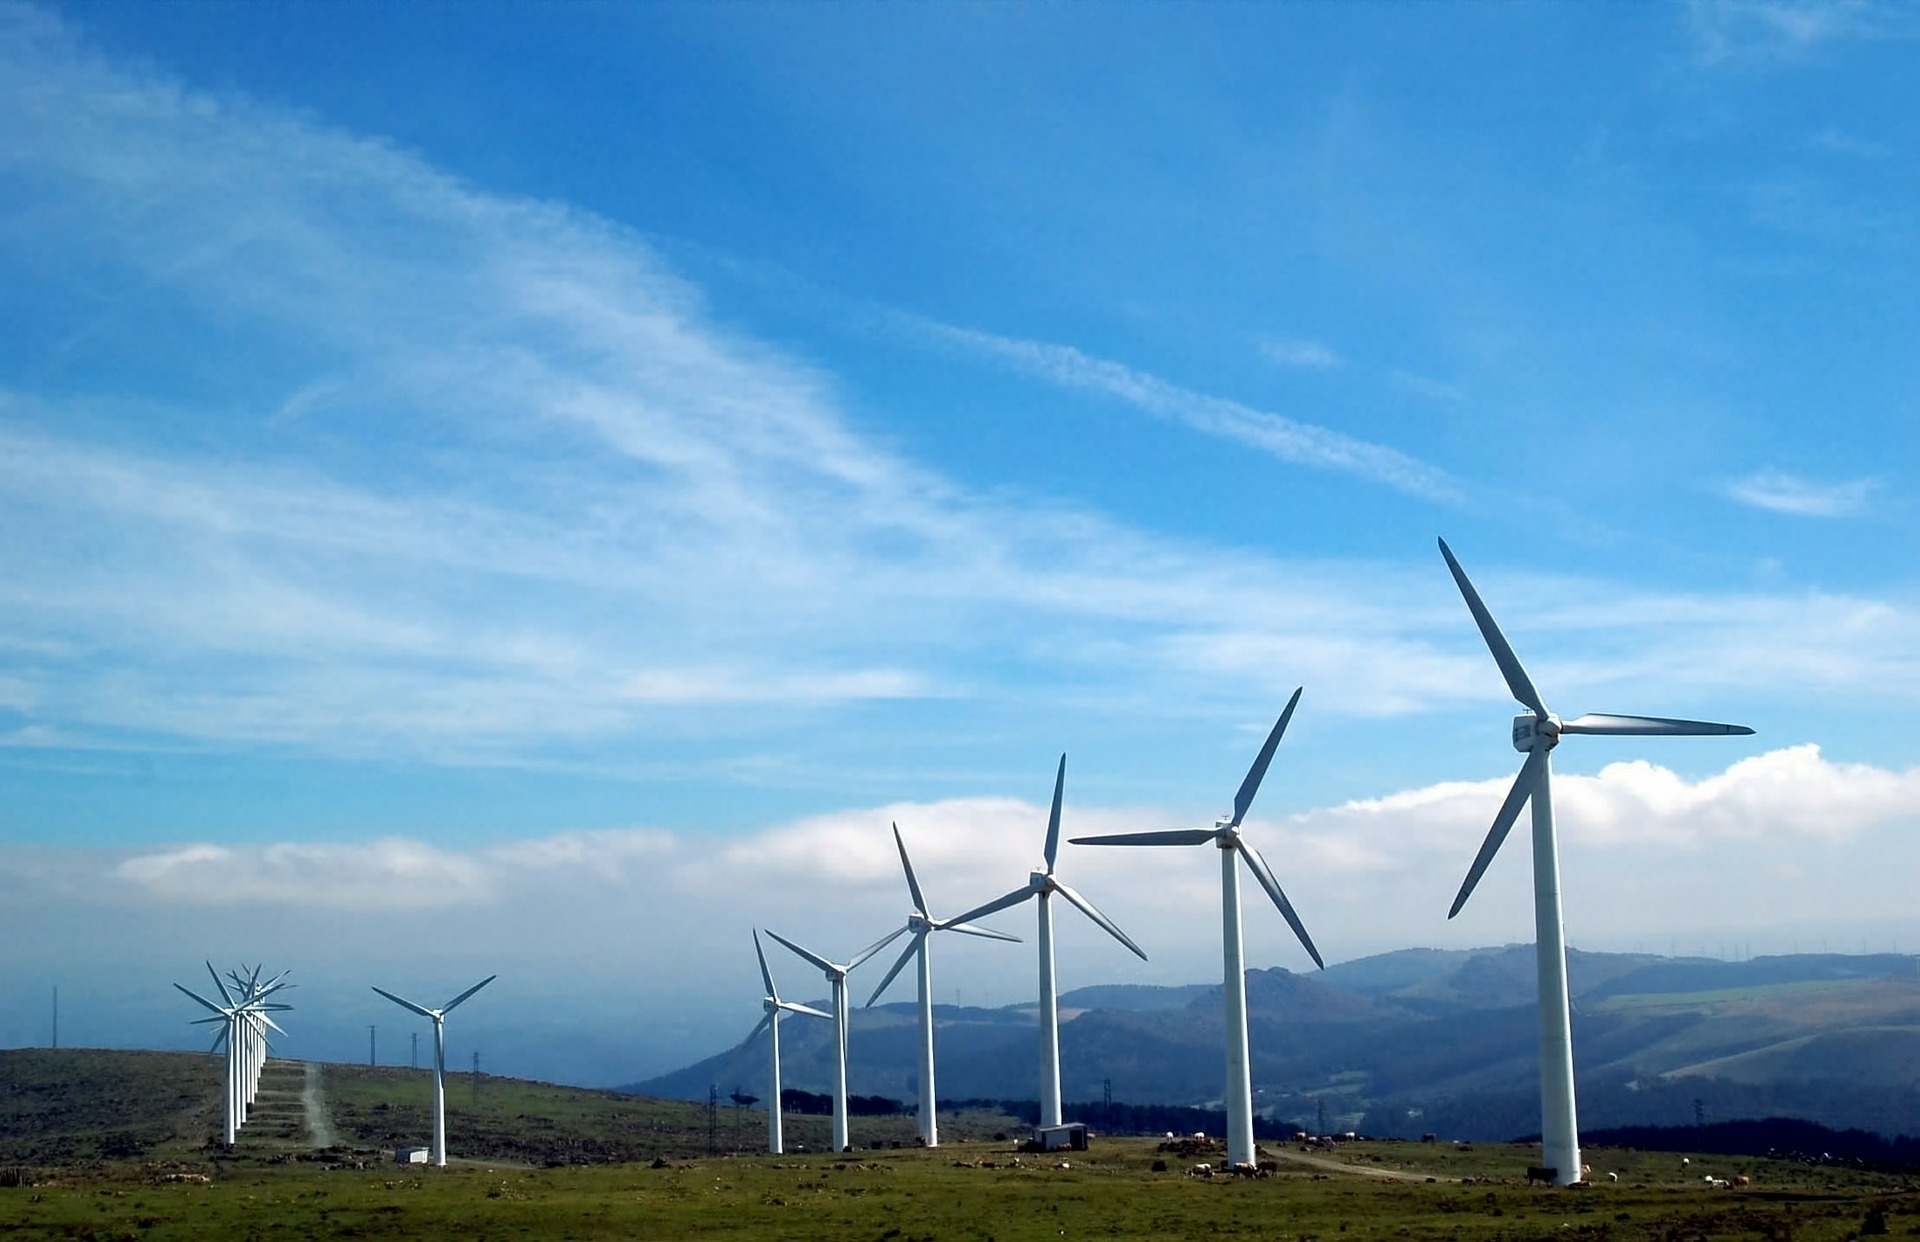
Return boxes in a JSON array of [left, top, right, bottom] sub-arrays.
[[627, 947, 1920, 1140]]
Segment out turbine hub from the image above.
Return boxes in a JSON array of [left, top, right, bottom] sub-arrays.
[[1511, 712, 1563, 753], [907, 913, 932, 933], [1029, 870, 1050, 890]]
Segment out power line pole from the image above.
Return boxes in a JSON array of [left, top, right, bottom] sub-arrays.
[[708, 1084, 719, 1156], [51, 984, 58, 1050], [368, 1025, 376, 1067], [411, 1031, 419, 1070], [472, 1051, 480, 1106]]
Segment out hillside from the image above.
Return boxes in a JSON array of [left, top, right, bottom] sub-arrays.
[[631, 947, 1920, 1139], [0, 1049, 1022, 1170]]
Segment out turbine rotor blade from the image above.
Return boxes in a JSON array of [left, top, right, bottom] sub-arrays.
[[1052, 880, 1148, 962], [1233, 688, 1302, 826], [1043, 753, 1066, 873], [748, 1012, 774, 1044], [175, 983, 226, 1015], [781, 1001, 831, 1020], [1071, 829, 1216, 847], [754, 930, 780, 1001], [945, 886, 1034, 927], [1559, 713, 1755, 737], [206, 962, 237, 1008], [1449, 746, 1549, 919], [260, 1014, 288, 1037], [371, 986, 436, 1020], [1236, 840, 1324, 969], [935, 919, 1022, 943], [1439, 538, 1549, 719], [441, 975, 497, 1014], [763, 929, 835, 975], [849, 925, 910, 971], [892, 823, 929, 916], [865, 935, 922, 1008]]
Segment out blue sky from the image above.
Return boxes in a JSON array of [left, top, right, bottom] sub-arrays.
[[2, 1, 1917, 1083]]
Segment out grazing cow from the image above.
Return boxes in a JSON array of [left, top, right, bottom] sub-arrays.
[[1607, 1172, 1618, 1183], [1526, 1166, 1558, 1186], [1189, 1163, 1214, 1178], [1706, 1177, 1729, 1190], [1681, 1158, 1690, 1168], [1733, 1175, 1750, 1188]]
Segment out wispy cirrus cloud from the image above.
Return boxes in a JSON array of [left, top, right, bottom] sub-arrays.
[[1690, 1, 1920, 65], [1723, 470, 1877, 517], [1258, 335, 1343, 370], [6, 7, 1920, 785], [922, 322, 1465, 504]]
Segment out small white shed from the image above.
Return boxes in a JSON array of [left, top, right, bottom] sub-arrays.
[[1033, 1123, 1088, 1152], [393, 1146, 430, 1164]]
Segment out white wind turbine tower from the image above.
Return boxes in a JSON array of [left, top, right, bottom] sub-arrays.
[[1438, 537, 1753, 1187], [372, 975, 496, 1167], [747, 929, 830, 1155], [864, 823, 1021, 1148], [226, 965, 290, 1120], [946, 755, 1147, 1130], [1074, 689, 1323, 1172], [763, 928, 901, 1153]]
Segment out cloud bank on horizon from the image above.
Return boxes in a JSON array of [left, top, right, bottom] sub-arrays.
[[1, 2, 1918, 1069]]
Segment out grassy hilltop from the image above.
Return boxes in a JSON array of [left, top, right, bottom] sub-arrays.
[[3, 1048, 1919, 1239]]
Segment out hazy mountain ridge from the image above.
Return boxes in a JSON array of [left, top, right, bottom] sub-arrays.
[[629, 947, 1920, 1139]]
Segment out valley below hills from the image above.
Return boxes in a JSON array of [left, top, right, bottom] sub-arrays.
[[630, 946, 1920, 1141]]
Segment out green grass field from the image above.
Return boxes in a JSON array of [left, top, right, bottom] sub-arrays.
[[4, 1050, 1916, 1239]]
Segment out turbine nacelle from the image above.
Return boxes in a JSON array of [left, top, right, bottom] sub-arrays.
[[1028, 869, 1050, 891], [1512, 713, 1563, 752]]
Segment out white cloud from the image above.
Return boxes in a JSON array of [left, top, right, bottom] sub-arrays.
[[1724, 470, 1877, 517], [1258, 336, 1343, 369], [82, 746, 1920, 949]]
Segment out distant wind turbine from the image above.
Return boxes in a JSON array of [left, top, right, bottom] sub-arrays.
[[747, 930, 830, 1154], [864, 823, 1021, 1148], [946, 755, 1146, 1130], [764, 929, 901, 1153], [372, 975, 496, 1167], [1438, 537, 1752, 1187], [1073, 689, 1323, 1172]]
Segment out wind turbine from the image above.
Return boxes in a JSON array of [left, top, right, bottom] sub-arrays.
[[1073, 690, 1323, 1172], [747, 929, 830, 1154], [763, 928, 901, 1153], [371, 975, 496, 1166], [946, 755, 1146, 1130], [1437, 537, 1753, 1187], [864, 823, 1021, 1148]]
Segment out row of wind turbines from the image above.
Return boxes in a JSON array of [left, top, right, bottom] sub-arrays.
[[749, 540, 1753, 1185], [176, 964, 494, 1167]]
